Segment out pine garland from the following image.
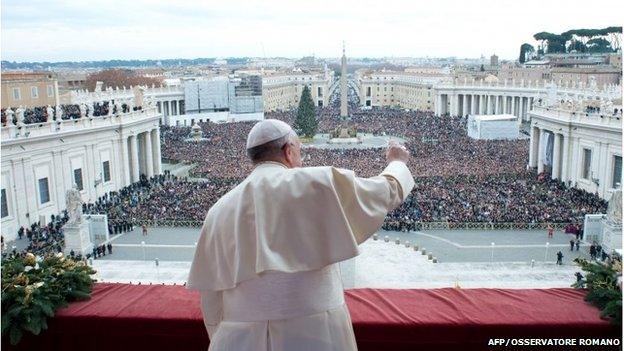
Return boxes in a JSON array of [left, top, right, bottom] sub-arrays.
[[1, 252, 97, 345], [573, 256, 622, 325]]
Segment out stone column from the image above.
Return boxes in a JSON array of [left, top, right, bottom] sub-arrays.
[[537, 129, 545, 174], [144, 131, 154, 178], [447, 94, 453, 116], [494, 95, 500, 114], [51, 151, 66, 210], [152, 128, 162, 174], [511, 96, 516, 117], [462, 94, 468, 116], [529, 126, 537, 168], [449, 94, 454, 116], [471, 94, 476, 114], [561, 134, 569, 182], [436, 94, 442, 115], [552, 133, 561, 180], [502, 96, 507, 114], [129, 134, 139, 183], [484, 95, 488, 114], [483, 94, 487, 114], [121, 136, 131, 185]]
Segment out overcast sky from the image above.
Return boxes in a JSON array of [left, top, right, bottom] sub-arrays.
[[1, 0, 622, 62]]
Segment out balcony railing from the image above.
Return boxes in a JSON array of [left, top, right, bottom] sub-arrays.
[[531, 105, 622, 129], [1, 107, 159, 142]]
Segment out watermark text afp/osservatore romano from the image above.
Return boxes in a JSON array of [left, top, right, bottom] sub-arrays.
[[488, 338, 621, 347]]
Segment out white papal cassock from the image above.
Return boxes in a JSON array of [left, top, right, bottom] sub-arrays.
[[187, 160, 415, 351]]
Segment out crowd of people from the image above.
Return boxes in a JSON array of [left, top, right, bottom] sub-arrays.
[[71, 170, 606, 229], [2, 105, 610, 258], [83, 173, 238, 224], [155, 107, 608, 226], [383, 171, 606, 231], [2, 213, 69, 260], [162, 109, 529, 179]]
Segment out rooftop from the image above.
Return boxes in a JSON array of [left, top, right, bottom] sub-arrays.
[[1, 71, 56, 81]]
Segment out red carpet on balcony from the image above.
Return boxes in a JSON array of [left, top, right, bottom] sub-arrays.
[[8, 283, 621, 351]]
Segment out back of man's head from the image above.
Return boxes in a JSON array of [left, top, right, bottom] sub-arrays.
[[246, 119, 296, 164]]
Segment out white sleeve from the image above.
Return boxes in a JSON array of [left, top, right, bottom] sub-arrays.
[[331, 160, 415, 244], [200, 290, 223, 339]]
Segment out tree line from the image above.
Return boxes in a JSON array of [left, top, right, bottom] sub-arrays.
[[519, 27, 622, 63], [0, 57, 251, 70]]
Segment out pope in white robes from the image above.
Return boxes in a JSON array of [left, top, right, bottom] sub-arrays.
[[187, 119, 415, 351]]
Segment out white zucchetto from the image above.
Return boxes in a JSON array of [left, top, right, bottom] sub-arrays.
[[246, 119, 294, 149]]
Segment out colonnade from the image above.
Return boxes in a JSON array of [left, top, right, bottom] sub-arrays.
[[121, 128, 162, 184], [436, 93, 535, 121], [156, 100, 185, 120], [529, 125, 569, 181]]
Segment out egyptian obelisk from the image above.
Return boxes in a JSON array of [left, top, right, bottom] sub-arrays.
[[340, 42, 348, 119]]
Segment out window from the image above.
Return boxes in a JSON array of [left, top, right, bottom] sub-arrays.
[[366, 87, 371, 97], [103, 161, 111, 182], [47, 85, 54, 97], [38, 178, 50, 204], [31, 86, 38, 98], [73, 168, 83, 191], [1, 189, 8, 218], [582, 149, 592, 180], [12, 88, 20, 100], [613, 156, 622, 188]]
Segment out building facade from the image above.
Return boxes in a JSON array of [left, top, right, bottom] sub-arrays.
[[262, 71, 333, 111], [435, 78, 621, 121], [1, 107, 162, 240], [68, 70, 334, 124], [528, 99, 622, 200], [1, 72, 59, 109], [355, 70, 444, 111]]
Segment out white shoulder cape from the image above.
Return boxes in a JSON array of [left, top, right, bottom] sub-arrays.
[[187, 161, 414, 291]]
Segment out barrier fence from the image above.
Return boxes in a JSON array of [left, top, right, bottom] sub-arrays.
[[109, 219, 568, 231]]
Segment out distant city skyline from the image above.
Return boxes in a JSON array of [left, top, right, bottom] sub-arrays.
[[1, 0, 622, 63]]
